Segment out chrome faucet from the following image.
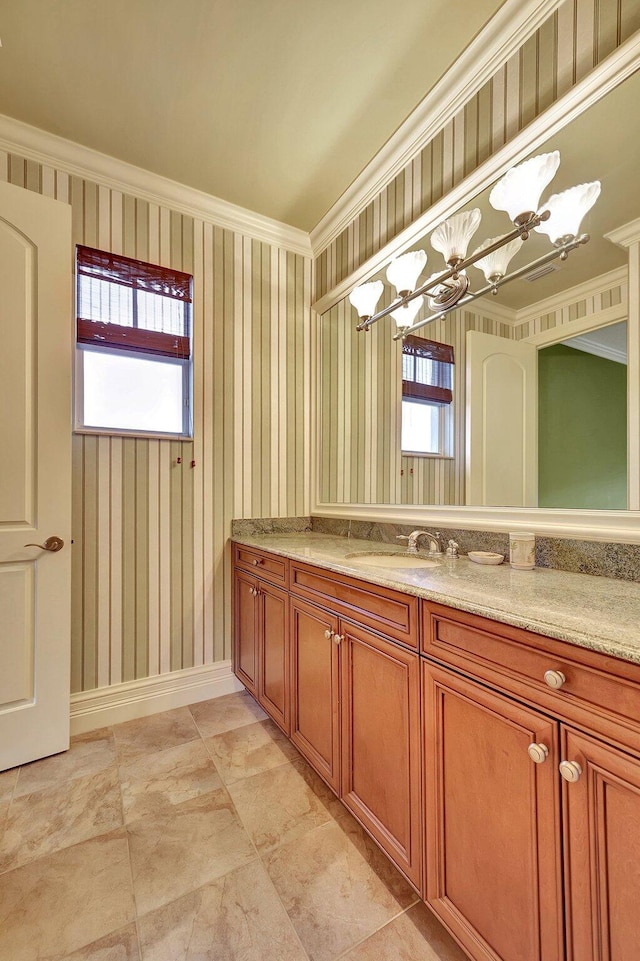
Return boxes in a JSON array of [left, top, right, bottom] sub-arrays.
[[397, 530, 444, 556]]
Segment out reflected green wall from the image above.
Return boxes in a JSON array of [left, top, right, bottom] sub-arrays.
[[538, 345, 627, 509]]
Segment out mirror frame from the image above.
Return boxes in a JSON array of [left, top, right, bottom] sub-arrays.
[[311, 33, 640, 544]]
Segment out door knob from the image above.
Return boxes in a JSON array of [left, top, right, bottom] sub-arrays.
[[559, 760, 582, 783], [24, 536, 64, 553], [528, 743, 549, 764]]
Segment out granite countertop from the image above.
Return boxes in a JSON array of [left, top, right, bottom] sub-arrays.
[[232, 532, 640, 666]]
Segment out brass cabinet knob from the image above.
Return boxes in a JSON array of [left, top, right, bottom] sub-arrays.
[[324, 629, 334, 640], [559, 760, 582, 783], [544, 669, 566, 690], [528, 743, 549, 764], [24, 535, 64, 553], [252, 558, 263, 566], [333, 634, 344, 645]]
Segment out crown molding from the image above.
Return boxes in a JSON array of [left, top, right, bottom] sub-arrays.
[[513, 265, 628, 327], [0, 113, 313, 258], [605, 217, 640, 249], [312, 31, 640, 317], [309, 0, 563, 257]]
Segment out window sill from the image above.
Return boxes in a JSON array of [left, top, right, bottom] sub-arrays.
[[74, 426, 194, 442]]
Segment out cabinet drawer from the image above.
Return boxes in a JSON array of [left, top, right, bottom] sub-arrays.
[[233, 544, 288, 588], [290, 561, 418, 650], [423, 601, 640, 756]]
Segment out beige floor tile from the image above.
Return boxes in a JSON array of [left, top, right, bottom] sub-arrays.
[[113, 708, 199, 762], [0, 767, 123, 873], [119, 740, 223, 823], [0, 830, 135, 961], [228, 757, 343, 853], [15, 727, 117, 798], [205, 718, 299, 785], [340, 903, 468, 961], [0, 766, 19, 803], [138, 860, 307, 961], [263, 816, 417, 961], [190, 691, 269, 738], [61, 923, 140, 961], [128, 787, 256, 915]]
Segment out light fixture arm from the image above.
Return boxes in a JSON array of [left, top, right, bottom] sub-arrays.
[[356, 209, 551, 332], [391, 233, 590, 341]]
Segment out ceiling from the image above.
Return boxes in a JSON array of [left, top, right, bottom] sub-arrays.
[[0, 0, 507, 232]]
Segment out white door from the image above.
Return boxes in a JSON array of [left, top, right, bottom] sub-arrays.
[[0, 180, 72, 771], [466, 330, 538, 507]]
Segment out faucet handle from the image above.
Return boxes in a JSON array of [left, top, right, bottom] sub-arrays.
[[396, 535, 410, 542], [446, 539, 459, 558]]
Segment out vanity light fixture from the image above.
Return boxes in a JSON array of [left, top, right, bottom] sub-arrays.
[[348, 151, 600, 339]]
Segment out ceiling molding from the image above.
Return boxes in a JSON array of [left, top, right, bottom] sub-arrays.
[[513, 265, 628, 327], [0, 113, 313, 258], [561, 333, 627, 365], [312, 30, 640, 317], [309, 0, 563, 257], [605, 217, 640, 248]]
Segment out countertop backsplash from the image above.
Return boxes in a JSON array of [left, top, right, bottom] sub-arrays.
[[231, 516, 640, 583]]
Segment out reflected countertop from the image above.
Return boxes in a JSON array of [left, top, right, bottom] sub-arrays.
[[232, 532, 640, 665]]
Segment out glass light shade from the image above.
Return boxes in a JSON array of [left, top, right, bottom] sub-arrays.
[[386, 250, 427, 294], [489, 151, 561, 222], [348, 280, 384, 318], [390, 295, 424, 329], [534, 181, 601, 244], [471, 236, 523, 283], [431, 209, 482, 265]]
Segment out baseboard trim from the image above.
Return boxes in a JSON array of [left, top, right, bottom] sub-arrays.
[[70, 662, 244, 734]]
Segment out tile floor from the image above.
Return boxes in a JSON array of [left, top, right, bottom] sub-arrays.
[[0, 691, 467, 961]]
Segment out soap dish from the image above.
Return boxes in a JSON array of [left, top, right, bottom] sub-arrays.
[[468, 551, 504, 566]]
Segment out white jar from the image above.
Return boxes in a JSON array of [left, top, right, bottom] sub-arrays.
[[509, 532, 536, 570]]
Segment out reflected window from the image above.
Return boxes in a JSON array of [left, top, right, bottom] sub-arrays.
[[401, 335, 454, 455]]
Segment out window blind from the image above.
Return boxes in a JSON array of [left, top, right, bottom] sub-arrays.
[[76, 246, 192, 359], [402, 334, 454, 405]]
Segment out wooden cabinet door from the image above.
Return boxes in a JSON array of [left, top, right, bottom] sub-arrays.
[[341, 621, 422, 889], [562, 727, 640, 961], [290, 597, 340, 793], [233, 570, 259, 695], [258, 580, 290, 735], [423, 662, 563, 961]]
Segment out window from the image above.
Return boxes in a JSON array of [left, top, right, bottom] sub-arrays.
[[401, 335, 454, 455], [75, 245, 193, 438]]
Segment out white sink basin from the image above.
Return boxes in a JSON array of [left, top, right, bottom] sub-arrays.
[[345, 552, 439, 569]]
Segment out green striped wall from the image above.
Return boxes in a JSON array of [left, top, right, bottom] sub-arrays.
[[314, 0, 640, 299], [1, 151, 311, 694], [318, 303, 513, 506]]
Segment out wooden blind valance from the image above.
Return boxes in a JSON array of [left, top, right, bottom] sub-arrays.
[[77, 245, 192, 302], [402, 334, 454, 405], [76, 245, 192, 359]]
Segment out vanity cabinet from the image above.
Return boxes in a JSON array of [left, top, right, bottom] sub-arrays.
[[233, 546, 290, 735], [341, 619, 422, 888], [232, 542, 640, 961], [423, 600, 640, 961], [289, 596, 341, 792], [423, 661, 563, 961]]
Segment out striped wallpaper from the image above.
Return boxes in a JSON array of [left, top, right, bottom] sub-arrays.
[[314, 0, 640, 299], [0, 151, 311, 694], [318, 272, 628, 507], [318, 301, 513, 507]]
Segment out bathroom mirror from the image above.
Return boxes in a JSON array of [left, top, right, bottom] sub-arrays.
[[318, 64, 639, 512]]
